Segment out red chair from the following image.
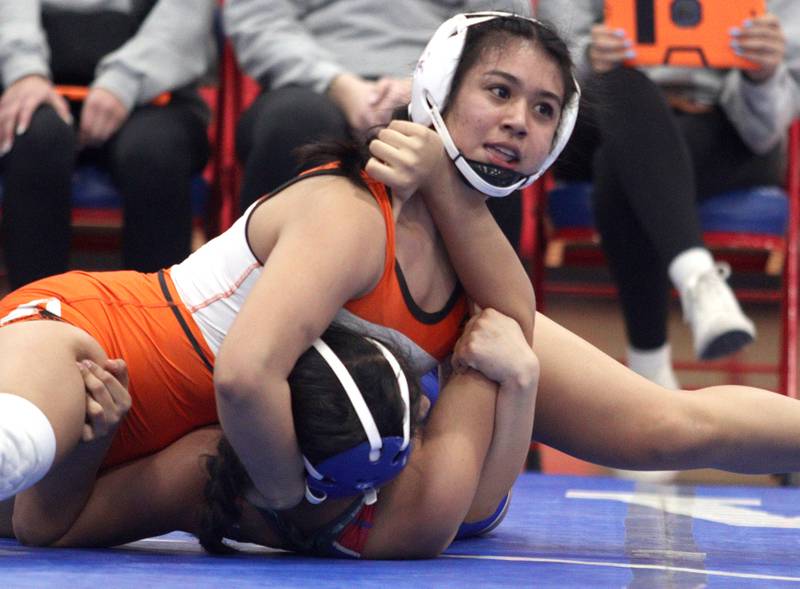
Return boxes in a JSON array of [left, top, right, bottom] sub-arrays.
[[212, 30, 261, 232], [520, 121, 800, 397]]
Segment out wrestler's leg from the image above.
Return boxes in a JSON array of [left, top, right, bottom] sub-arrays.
[[532, 312, 800, 474], [0, 320, 106, 500]]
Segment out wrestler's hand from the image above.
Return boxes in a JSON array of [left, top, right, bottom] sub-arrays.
[[80, 358, 131, 442], [732, 13, 785, 83], [79, 87, 129, 147], [366, 119, 446, 201], [0, 75, 72, 155], [451, 308, 539, 395], [589, 24, 634, 74]]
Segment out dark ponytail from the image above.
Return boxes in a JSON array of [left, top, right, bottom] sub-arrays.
[[198, 436, 250, 554], [294, 138, 371, 190], [293, 106, 411, 190]]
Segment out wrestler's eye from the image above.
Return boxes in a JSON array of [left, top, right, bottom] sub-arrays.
[[490, 85, 511, 100], [534, 102, 556, 120]]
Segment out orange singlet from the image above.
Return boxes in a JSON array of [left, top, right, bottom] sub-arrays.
[[0, 269, 215, 468]]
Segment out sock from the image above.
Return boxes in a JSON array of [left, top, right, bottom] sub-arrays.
[[627, 343, 680, 389], [668, 247, 714, 293], [0, 394, 57, 501]]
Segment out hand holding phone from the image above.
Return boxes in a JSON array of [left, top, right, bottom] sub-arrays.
[[603, 0, 766, 70], [731, 13, 786, 82]]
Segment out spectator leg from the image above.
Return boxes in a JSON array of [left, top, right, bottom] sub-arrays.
[[108, 102, 209, 272], [235, 86, 348, 212], [593, 147, 672, 349], [1, 106, 75, 288], [590, 67, 704, 264]]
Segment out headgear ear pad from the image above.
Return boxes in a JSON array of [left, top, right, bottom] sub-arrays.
[[409, 12, 580, 197], [408, 13, 480, 128]]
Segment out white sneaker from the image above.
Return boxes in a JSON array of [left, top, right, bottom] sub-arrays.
[[680, 262, 756, 360]]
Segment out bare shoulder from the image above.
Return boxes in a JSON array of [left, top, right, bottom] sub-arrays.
[[248, 174, 387, 261]]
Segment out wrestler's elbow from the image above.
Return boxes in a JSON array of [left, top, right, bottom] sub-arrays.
[[403, 506, 462, 558], [405, 525, 455, 559], [214, 352, 269, 406], [13, 512, 66, 547]]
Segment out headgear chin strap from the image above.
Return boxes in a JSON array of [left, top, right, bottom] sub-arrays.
[[304, 337, 411, 506], [409, 11, 581, 198]]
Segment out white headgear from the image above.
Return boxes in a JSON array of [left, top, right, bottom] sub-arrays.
[[409, 11, 581, 198]]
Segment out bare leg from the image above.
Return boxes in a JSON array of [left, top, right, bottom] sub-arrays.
[[0, 319, 110, 506], [532, 312, 800, 474], [0, 320, 106, 466]]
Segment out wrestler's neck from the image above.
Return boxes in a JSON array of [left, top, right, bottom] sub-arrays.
[[395, 192, 438, 239]]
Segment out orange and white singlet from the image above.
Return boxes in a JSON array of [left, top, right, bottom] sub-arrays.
[[0, 166, 466, 468], [171, 165, 467, 375]]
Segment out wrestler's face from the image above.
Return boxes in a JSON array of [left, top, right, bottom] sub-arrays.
[[444, 38, 564, 176]]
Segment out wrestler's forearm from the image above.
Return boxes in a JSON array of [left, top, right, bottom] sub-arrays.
[[216, 372, 305, 510], [363, 370, 496, 559], [13, 434, 115, 546], [54, 428, 219, 547], [465, 375, 536, 522]]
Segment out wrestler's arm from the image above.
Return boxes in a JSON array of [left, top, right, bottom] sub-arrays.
[[362, 368, 497, 559], [421, 166, 535, 342], [367, 120, 535, 341], [454, 309, 538, 523], [12, 360, 129, 546], [52, 428, 222, 547], [214, 176, 387, 511]]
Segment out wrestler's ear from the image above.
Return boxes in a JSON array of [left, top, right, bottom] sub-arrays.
[[417, 394, 431, 421]]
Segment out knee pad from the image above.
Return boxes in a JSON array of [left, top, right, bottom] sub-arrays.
[[0, 394, 57, 501]]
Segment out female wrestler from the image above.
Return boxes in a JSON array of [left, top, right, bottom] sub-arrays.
[[16, 307, 537, 559], [6, 11, 800, 551], [0, 12, 563, 543]]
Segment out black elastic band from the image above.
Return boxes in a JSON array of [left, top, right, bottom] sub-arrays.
[[158, 270, 213, 373]]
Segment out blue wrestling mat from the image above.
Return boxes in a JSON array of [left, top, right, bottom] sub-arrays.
[[3, 473, 800, 588]]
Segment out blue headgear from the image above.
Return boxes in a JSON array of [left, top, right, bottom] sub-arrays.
[[409, 11, 580, 198], [303, 337, 411, 506]]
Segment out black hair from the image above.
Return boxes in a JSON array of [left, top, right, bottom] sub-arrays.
[[198, 325, 422, 554], [293, 138, 373, 192], [294, 15, 577, 188], [446, 16, 578, 123]]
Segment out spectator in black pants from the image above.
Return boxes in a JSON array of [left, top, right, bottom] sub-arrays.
[[538, 0, 800, 389], [0, 0, 215, 288]]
